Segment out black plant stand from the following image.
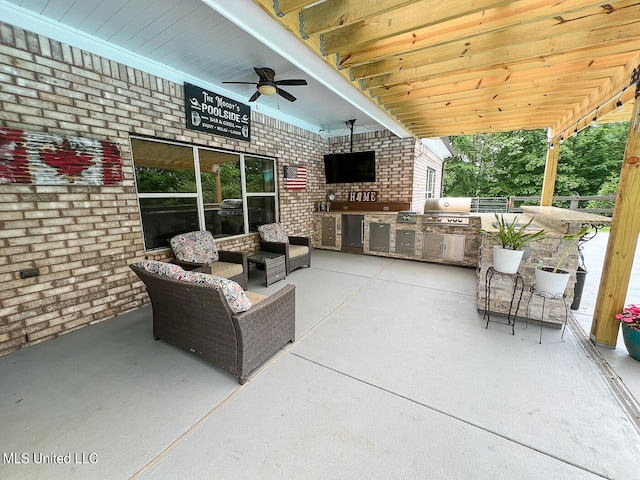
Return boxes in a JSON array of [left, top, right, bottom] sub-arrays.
[[526, 285, 569, 344], [484, 267, 524, 335]]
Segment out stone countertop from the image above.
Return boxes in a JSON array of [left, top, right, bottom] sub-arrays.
[[521, 206, 611, 234], [479, 207, 611, 236], [477, 212, 556, 236]]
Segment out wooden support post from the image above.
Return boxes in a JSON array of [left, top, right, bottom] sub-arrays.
[[540, 137, 560, 206], [591, 89, 640, 346]]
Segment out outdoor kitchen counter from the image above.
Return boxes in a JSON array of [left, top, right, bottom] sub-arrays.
[[520, 205, 611, 232], [312, 211, 481, 267], [476, 207, 611, 326]]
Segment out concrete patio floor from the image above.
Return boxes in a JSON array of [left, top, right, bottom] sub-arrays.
[[1, 246, 639, 479]]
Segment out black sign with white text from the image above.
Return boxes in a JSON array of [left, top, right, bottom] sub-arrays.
[[184, 82, 251, 142]]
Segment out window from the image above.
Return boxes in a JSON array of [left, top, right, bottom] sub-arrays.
[[426, 167, 436, 199], [132, 137, 277, 251]]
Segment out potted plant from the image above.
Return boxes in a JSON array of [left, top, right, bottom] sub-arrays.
[[616, 304, 640, 362], [535, 226, 589, 296], [479, 213, 546, 274]]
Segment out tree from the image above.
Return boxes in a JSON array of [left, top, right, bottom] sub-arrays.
[[444, 123, 629, 198]]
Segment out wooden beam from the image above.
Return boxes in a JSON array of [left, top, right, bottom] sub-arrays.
[[540, 137, 561, 206], [322, 0, 513, 55], [591, 90, 640, 346], [333, 0, 606, 66], [386, 85, 598, 112], [374, 58, 627, 102], [552, 52, 640, 136], [272, 0, 313, 17], [300, 0, 422, 37], [351, 14, 640, 80], [358, 42, 640, 91]]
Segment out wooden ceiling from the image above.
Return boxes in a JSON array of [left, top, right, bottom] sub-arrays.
[[253, 0, 640, 139]]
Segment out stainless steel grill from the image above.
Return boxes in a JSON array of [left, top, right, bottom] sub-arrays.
[[423, 197, 471, 225]]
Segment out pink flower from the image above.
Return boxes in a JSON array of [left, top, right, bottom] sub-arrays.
[[618, 304, 640, 331]]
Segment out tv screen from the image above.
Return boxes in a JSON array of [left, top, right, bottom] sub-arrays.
[[323, 151, 376, 184]]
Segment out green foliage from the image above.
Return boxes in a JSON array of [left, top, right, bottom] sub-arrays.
[[445, 123, 629, 199], [135, 167, 197, 194], [478, 213, 546, 250], [587, 174, 618, 211], [549, 226, 590, 273]]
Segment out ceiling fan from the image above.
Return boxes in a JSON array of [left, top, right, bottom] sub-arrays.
[[222, 67, 307, 102]]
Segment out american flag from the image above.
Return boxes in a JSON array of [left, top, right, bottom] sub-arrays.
[[283, 165, 307, 190]]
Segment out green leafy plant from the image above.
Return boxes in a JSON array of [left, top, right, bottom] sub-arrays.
[[542, 226, 590, 273], [479, 213, 546, 250]]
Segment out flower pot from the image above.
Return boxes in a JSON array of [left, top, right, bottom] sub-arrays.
[[534, 266, 570, 297], [622, 324, 640, 362], [492, 246, 524, 274]]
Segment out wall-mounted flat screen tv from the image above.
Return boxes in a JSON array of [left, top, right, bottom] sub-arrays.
[[323, 151, 376, 184]]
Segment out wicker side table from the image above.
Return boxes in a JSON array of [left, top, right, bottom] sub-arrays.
[[248, 252, 286, 287]]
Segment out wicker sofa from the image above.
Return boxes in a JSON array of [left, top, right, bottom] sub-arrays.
[[130, 261, 295, 384]]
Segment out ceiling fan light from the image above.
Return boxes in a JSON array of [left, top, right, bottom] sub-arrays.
[[258, 84, 277, 95]]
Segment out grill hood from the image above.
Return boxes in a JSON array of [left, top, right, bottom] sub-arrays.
[[423, 197, 472, 214]]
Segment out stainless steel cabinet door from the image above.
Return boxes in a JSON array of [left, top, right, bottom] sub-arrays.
[[369, 222, 390, 252], [422, 233, 444, 258], [395, 230, 416, 255], [442, 234, 465, 261], [341, 214, 364, 248]]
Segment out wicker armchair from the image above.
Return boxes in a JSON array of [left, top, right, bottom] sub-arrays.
[[130, 262, 295, 384], [258, 223, 311, 274], [169, 230, 248, 289]]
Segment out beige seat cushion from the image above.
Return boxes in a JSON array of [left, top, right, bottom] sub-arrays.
[[246, 291, 268, 304], [208, 261, 244, 279], [288, 245, 309, 258]]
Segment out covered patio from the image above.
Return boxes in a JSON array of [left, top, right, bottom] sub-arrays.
[[2, 246, 639, 479]]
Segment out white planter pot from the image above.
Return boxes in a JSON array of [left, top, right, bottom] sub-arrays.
[[535, 266, 570, 297], [492, 246, 524, 274]]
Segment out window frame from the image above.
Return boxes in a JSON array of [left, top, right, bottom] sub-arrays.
[[426, 166, 436, 199], [131, 136, 278, 252]]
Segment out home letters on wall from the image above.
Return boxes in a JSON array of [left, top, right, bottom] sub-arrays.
[[348, 191, 377, 202], [184, 82, 251, 142], [0, 128, 123, 185]]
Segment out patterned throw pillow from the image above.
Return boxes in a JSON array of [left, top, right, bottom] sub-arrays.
[[170, 231, 219, 264], [258, 223, 289, 244], [138, 260, 184, 277], [173, 271, 252, 314]]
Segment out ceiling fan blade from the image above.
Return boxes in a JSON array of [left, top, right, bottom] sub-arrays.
[[275, 79, 307, 86], [221, 81, 258, 85], [254, 67, 274, 82], [248, 91, 261, 102], [277, 88, 296, 102]]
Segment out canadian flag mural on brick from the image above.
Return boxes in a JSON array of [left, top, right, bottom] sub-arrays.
[[0, 128, 123, 185]]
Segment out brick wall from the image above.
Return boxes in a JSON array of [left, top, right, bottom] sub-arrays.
[[0, 21, 442, 355], [0, 22, 328, 355], [326, 131, 417, 203]]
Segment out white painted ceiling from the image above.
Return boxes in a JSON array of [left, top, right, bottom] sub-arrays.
[[1, 0, 406, 138]]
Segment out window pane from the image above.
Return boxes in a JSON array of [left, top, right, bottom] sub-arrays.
[[139, 197, 198, 250], [245, 156, 275, 193], [247, 196, 275, 232], [198, 149, 242, 203], [132, 139, 196, 193], [199, 149, 244, 237]]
